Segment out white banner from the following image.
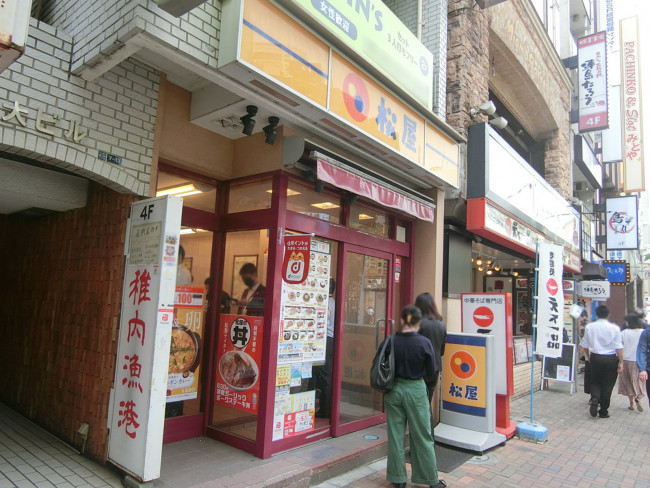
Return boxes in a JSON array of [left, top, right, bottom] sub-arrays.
[[535, 243, 564, 358], [620, 16, 645, 192], [108, 196, 182, 482], [578, 280, 610, 299], [577, 32, 609, 132], [606, 195, 638, 250]]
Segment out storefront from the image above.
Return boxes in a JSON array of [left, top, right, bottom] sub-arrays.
[[462, 123, 582, 395]]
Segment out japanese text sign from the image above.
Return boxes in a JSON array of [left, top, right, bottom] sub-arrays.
[[577, 31, 609, 132], [535, 243, 564, 358], [442, 335, 487, 417], [460, 293, 513, 396], [606, 195, 638, 250], [603, 260, 630, 285], [215, 314, 264, 413], [108, 196, 182, 482], [282, 235, 311, 284], [578, 280, 610, 299], [620, 16, 645, 192]]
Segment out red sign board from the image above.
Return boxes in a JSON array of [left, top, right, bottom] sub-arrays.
[[282, 235, 311, 284]]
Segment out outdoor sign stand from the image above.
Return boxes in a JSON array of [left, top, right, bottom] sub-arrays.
[[515, 243, 550, 443], [434, 333, 506, 453]]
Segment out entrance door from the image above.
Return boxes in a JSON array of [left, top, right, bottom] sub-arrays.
[[335, 246, 394, 434]]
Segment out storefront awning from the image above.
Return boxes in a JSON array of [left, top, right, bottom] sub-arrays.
[[316, 158, 436, 222]]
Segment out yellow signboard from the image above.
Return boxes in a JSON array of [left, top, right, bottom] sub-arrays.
[[442, 337, 487, 417]]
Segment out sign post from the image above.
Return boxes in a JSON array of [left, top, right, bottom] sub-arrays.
[[107, 196, 182, 482]]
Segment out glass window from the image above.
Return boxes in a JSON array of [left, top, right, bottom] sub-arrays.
[[228, 180, 272, 213], [286, 181, 341, 224], [166, 229, 214, 419], [156, 170, 216, 212], [211, 230, 269, 441], [349, 202, 389, 238]]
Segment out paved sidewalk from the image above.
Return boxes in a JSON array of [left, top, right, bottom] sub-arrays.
[[314, 375, 650, 488], [2, 371, 649, 488]]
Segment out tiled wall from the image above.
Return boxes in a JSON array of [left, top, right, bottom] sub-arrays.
[[0, 19, 159, 196], [0, 183, 136, 460]]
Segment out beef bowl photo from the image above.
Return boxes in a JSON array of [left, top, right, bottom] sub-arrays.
[[218, 350, 259, 391]]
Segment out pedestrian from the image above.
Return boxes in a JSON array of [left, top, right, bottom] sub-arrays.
[[379, 304, 446, 488], [414, 292, 447, 431], [618, 314, 646, 411], [637, 326, 650, 409], [635, 307, 650, 330], [580, 304, 623, 418]]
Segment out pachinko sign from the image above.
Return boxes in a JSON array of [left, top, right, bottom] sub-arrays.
[[108, 196, 182, 482], [215, 314, 263, 413], [535, 242, 564, 358], [282, 235, 311, 284]]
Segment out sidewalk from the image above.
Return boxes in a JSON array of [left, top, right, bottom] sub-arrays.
[[2, 371, 650, 488]]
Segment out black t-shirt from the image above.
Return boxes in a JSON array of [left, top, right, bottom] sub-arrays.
[[386, 331, 437, 382]]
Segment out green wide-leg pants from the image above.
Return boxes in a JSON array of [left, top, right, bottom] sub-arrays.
[[384, 378, 440, 485]]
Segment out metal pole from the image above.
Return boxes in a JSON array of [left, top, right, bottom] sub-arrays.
[[530, 244, 540, 424]]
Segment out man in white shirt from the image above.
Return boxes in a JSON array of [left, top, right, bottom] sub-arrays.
[[580, 304, 624, 418]]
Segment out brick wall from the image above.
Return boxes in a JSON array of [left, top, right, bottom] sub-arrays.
[[0, 19, 159, 197], [36, 0, 221, 75], [0, 183, 137, 461]]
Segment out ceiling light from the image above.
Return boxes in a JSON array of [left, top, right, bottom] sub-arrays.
[[358, 213, 374, 220], [312, 202, 340, 209], [266, 188, 302, 196], [240, 105, 258, 136], [512, 270, 519, 277], [476, 258, 483, 266], [156, 183, 202, 197], [263, 116, 280, 145], [478, 265, 484, 272], [486, 269, 493, 275]]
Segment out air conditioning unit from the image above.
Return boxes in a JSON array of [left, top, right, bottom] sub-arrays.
[[0, 0, 31, 73]]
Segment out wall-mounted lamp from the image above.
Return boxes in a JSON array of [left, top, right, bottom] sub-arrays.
[[470, 101, 496, 119], [470, 100, 508, 130], [240, 105, 258, 136], [263, 116, 280, 145]]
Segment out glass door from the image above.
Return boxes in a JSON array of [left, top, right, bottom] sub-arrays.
[[335, 246, 393, 434]]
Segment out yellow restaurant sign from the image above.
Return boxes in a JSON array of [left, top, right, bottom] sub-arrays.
[[222, 0, 459, 188]]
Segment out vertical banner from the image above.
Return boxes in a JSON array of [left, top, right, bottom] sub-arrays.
[[214, 314, 263, 413], [606, 195, 638, 250], [620, 16, 645, 192], [535, 243, 564, 358], [282, 235, 311, 284], [577, 32, 608, 132], [108, 196, 182, 482]]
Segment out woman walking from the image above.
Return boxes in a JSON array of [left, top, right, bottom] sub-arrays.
[[379, 305, 446, 488], [618, 313, 646, 411]]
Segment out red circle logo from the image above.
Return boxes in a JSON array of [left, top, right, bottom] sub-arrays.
[[450, 351, 476, 379], [473, 306, 494, 328], [342, 73, 369, 122], [546, 278, 558, 296]]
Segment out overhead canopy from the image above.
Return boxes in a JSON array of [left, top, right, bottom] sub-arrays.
[[315, 158, 435, 223]]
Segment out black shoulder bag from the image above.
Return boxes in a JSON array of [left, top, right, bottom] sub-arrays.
[[370, 335, 395, 393]]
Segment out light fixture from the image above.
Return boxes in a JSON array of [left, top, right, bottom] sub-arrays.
[[512, 270, 519, 277], [470, 101, 496, 119], [358, 213, 374, 220], [156, 183, 202, 197], [486, 269, 493, 275], [263, 116, 280, 145], [489, 116, 508, 130], [477, 265, 485, 272], [266, 188, 302, 196], [476, 258, 483, 266], [311, 201, 340, 209], [240, 105, 258, 136], [493, 262, 501, 272]]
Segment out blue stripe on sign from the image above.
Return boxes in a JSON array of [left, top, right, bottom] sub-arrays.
[[446, 335, 486, 347], [243, 19, 329, 80], [442, 400, 486, 417], [425, 143, 459, 167]]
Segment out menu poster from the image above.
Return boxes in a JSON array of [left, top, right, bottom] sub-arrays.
[[167, 286, 205, 402], [278, 240, 331, 364], [215, 314, 263, 413]]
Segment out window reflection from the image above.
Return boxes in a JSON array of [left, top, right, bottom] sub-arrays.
[[156, 170, 216, 212], [228, 180, 272, 213], [349, 203, 389, 238], [286, 181, 341, 224]]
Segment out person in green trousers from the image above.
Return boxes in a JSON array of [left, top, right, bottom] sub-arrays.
[[381, 305, 446, 488]]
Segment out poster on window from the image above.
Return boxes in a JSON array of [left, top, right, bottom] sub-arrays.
[[167, 286, 204, 402], [214, 314, 263, 413], [277, 239, 331, 365]]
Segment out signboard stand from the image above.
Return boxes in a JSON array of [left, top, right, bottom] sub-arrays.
[[435, 333, 506, 453], [541, 344, 577, 394]]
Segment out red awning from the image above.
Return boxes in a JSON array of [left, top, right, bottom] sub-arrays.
[[316, 159, 435, 222]]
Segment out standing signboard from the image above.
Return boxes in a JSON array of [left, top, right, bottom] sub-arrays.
[[107, 196, 182, 482], [535, 243, 564, 358]]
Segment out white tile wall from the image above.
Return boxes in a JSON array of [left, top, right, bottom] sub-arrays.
[[0, 19, 159, 196]]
